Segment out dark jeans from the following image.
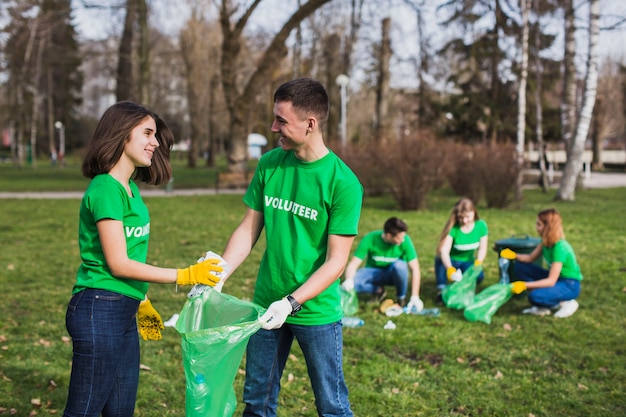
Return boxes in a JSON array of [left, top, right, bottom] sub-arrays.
[[513, 261, 581, 307], [63, 289, 141, 417], [434, 257, 484, 290], [243, 322, 353, 417]]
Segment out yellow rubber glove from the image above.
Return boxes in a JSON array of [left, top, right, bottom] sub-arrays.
[[500, 248, 517, 260], [176, 258, 224, 286], [510, 281, 527, 294], [474, 259, 483, 267], [137, 299, 164, 341], [446, 266, 457, 280], [447, 266, 463, 283]]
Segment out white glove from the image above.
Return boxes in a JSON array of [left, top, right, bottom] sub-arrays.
[[407, 296, 424, 312], [450, 269, 463, 282], [259, 298, 292, 330], [341, 278, 354, 291]]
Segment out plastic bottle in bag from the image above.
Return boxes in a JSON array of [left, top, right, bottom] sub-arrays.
[[189, 374, 210, 417], [341, 317, 364, 327]]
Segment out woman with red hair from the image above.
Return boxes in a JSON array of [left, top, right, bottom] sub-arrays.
[[501, 208, 582, 318]]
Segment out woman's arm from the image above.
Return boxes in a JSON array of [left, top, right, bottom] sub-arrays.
[[438, 235, 454, 268], [516, 244, 542, 264], [525, 262, 562, 289], [476, 235, 488, 263], [98, 219, 178, 283]]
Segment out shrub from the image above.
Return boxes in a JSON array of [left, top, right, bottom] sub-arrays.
[[446, 143, 483, 204], [446, 143, 521, 208], [479, 143, 520, 208], [378, 132, 448, 210]]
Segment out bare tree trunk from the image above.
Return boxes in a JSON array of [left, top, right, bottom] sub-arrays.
[[29, 35, 46, 169], [489, 0, 503, 145], [591, 96, 604, 170], [515, 0, 530, 200], [375, 17, 391, 143], [557, 0, 600, 200], [137, 0, 149, 105], [220, 0, 332, 173], [534, 0, 549, 192], [561, 0, 577, 147], [116, 0, 135, 101], [47, 68, 56, 164]]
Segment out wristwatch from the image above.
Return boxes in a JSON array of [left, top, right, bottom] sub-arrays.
[[286, 295, 302, 316]]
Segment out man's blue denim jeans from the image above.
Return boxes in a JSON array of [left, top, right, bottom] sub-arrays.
[[434, 257, 484, 290], [353, 260, 408, 299], [513, 261, 581, 307], [243, 321, 353, 417], [63, 289, 141, 417]]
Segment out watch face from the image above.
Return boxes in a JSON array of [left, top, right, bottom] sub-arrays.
[[287, 295, 302, 315]]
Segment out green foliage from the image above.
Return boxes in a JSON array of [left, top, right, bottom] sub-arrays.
[[0, 188, 625, 416]]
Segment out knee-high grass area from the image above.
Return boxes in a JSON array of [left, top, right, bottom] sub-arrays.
[[1, 165, 624, 416]]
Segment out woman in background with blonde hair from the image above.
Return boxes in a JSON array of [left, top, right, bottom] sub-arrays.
[[435, 198, 488, 300], [502, 208, 582, 318]]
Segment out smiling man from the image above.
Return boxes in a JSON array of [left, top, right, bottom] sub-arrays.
[[219, 78, 363, 417]]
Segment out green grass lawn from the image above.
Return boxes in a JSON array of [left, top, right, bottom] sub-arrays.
[[0, 177, 625, 416]]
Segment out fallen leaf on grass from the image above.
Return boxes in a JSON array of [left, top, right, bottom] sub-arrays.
[[37, 339, 52, 347], [503, 323, 512, 331], [578, 383, 588, 390], [456, 357, 465, 363], [469, 357, 482, 366], [392, 388, 400, 394], [0, 335, 7, 342], [495, 370, 503, 379], [139, 364, 151, 371], [7, 264, 15, 270], [61, 336, 71, 345], [31, 398, 41, 406], [598, 367, 608, 374], [288, 373, 294, 382]]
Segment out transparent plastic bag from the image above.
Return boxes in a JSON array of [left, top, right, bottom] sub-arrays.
[[340, 287, 359, 316], [442, 265, 482, 310], [463, 283, 513, 324], [175, 287, 265, 417]]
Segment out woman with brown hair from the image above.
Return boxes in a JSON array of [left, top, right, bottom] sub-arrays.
[[435, 198, 488, 300], [501, 208, 582, 318]]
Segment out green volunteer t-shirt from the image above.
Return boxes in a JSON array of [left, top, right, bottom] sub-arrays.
[[244, 148, 363, 325], [449, 219, 488, 262], [354, 231, 418, 268], [542, 239, 583, 280], [73, 174, 150, 300]]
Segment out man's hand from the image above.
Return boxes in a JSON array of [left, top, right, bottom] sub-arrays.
[[137, 299, 164, 341], [500, 248, 517, 260], [176, 258, 224, 286], [259, 298, 292, 330], [341, 278, 355, 292], [406, 296, 424, 312], [510, 281, 527, 294], [447, 267, 462, 282]]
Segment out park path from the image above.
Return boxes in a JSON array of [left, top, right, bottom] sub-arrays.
[[0, 171, 625, 199]]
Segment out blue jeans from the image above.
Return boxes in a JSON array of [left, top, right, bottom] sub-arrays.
[[63, 289, 141, 417], [353, 261, 408, 300], [435, 257, 484, 290], [513, 261, 581, 307], [243, 322, 352, 417]]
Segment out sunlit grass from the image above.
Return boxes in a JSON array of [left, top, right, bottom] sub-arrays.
[[0, 185, 625, 416]]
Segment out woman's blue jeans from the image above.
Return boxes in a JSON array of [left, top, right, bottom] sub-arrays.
[[353, 260, 409, 300], [243, 321, 353, 417], [434, 257, 484, 290], [63, 289, 141, 417], [513, 261, 581, 307]]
